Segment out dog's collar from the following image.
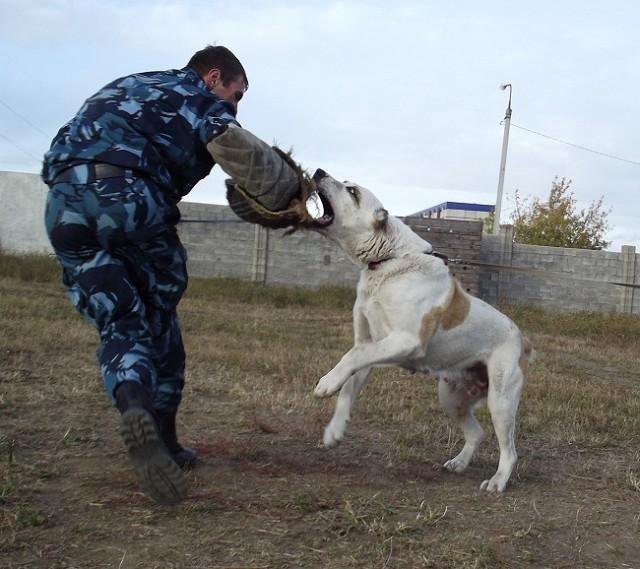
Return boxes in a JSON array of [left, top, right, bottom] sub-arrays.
[[367, 250, 448, 271]]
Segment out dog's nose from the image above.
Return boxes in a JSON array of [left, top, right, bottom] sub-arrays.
[[312, 168, 328, 182]]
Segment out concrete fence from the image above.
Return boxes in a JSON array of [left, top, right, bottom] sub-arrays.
[[0, 171, 51, 254], [480, 226, 639, 314], [178, 201, 360, 288], [1, 171, 638, 315]]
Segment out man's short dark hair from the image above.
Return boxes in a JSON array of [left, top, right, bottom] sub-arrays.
[[187, 45, 248, 88]]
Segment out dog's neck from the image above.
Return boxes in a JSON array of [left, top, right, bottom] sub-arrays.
[[347, 220, 398, 267], [367, 257, 392, 270], [348, 216, 430, 269]]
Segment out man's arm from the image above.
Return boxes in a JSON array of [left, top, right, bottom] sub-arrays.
[[207, 126, 313, 228]]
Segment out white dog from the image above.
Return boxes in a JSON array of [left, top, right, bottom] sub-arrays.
[[307, 169, 534, 493]]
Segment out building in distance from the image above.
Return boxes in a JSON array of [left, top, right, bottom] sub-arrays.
[[407, 202, 495, 223]]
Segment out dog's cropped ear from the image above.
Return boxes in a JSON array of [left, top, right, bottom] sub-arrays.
[[373, 207, 389, 231]]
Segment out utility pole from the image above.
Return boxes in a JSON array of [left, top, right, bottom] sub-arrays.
[[493, 83, 512, 234]]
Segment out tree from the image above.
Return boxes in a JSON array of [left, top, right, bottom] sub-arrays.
[[482, 210, 495, 234], [510, 177, 610, 250]]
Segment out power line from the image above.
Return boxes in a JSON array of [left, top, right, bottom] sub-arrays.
[[0, 131, 42, 162], [510, 123, 640, 167], [0, 97, 52, 141]]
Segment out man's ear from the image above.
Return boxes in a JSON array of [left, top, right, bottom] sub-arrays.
[[204, 68, 222, 88], [373, 207, 389, 231]]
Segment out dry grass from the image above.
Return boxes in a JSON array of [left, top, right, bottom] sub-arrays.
[[1, 252, 640, 568]]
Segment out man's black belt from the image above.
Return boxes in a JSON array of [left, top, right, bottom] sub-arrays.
[[52, 163, 139, 184]]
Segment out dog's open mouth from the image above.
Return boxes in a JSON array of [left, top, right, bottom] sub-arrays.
[[304, 189, 334, 227]]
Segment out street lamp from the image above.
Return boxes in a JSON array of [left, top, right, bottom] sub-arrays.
[[493, 83, 512, 235]]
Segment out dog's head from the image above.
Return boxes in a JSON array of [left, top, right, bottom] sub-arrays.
[[303, 169, 395, 264], [306, 169, 389, 234], [304, 168, 433, 265]]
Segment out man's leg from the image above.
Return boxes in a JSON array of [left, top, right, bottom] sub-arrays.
[[46, 181, 159, 397], [149, 307, 197, 468], [45, 179, 187, 504], [67, 251, 157, 396], [115, 198, 195, 468]]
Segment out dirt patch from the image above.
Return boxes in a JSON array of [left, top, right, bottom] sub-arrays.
[[1, 275, 640, 568]]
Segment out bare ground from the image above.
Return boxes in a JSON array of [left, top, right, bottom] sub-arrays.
[[1, 273, 640, 569]]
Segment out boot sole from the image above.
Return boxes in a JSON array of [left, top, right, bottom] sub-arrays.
[[120, 408, 187, 505]]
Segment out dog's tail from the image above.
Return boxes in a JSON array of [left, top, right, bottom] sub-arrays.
[[522, 336, 536, 367]]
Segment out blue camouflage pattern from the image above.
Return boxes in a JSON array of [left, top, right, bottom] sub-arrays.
[[41, 66, 240, 412], [42, 66, 240, 200], [45, 173, 187, 412]]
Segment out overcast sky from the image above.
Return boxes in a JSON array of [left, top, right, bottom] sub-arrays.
[[1, 0, 638, 250]]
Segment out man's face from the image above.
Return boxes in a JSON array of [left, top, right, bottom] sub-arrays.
[[205, 69, 246, 112]]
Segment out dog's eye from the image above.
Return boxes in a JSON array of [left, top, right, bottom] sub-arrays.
[[345, 186, 360, 204]]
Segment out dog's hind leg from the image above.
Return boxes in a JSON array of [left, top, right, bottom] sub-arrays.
[[439, 372, 487, 474], [324, 367, 371, 447], [481, 342, 525, 493]]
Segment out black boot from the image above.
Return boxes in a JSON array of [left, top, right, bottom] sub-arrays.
[[115, 382, 187, 505], [156, 411, 198, 469]]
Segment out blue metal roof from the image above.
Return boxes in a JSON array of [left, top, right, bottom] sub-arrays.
[[409, 201, 495, 217]]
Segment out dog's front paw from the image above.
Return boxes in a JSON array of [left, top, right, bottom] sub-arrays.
[[313, 372, 343, 398], [313, 378, 336, 398]]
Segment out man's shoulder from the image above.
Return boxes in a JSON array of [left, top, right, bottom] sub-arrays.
[[105, 68, 190, 90]]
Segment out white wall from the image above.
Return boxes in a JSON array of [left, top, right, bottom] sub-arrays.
[[443, 209, 490, 222], [0, 171, 52, 254]]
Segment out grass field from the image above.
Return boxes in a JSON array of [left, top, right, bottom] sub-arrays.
[[1, 253, 639, 568]]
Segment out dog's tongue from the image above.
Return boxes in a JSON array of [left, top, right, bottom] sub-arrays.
[[305, 192, 325, 220]]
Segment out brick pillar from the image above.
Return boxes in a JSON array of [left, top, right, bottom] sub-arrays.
[[252, 225, 269, 284], [497, 224, 514, 304], [620, 245, 637, 314]]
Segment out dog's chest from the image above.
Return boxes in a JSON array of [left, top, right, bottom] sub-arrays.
[[359, 297, 393, 341]]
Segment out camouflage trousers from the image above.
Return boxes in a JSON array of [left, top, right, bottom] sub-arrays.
[[44, 168, 188, 413]]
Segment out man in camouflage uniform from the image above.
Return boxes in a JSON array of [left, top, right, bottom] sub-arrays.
[[42, 46, 301, 505]]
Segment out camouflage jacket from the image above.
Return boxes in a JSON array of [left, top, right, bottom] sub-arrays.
[[42, 67, 240, 199]]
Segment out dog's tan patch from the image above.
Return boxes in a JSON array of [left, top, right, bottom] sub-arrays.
[[441, 281, 470, 330], [420, 307, 442, 347]]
